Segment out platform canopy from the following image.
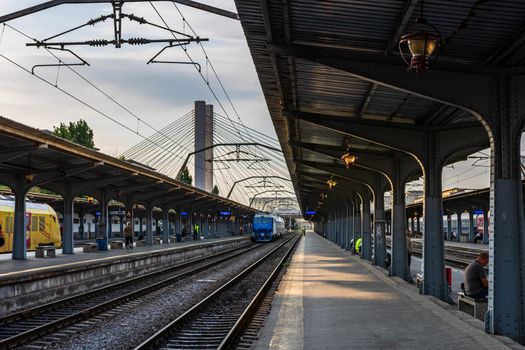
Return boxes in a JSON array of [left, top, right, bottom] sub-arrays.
[[0, 116, 255, 215], [234, 0, 525, 214]]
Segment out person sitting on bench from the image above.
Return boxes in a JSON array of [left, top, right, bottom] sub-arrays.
[[464, 252, 489, 299]]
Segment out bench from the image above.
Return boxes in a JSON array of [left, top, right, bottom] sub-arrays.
[[154, 237, 162, 244], [458, 292, 487, 321], [109, 240, 124, 249], [136, 240, 146, 247], [83, 242, 98, 253], [35, 245, 56, 258]]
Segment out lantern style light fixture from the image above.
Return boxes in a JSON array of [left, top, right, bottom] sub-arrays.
[[398, 1, 441, 73], [327, 177, 337, 190], [341, 151, 358, 168]]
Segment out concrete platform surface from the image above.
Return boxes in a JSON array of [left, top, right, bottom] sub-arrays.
[[0, 236, 246, 278], [255, 233, 521, 350]]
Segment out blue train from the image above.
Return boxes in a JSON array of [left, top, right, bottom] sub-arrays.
[[252, 212, 285, 242]]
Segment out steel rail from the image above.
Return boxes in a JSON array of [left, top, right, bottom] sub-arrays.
[[218, 235, 300, 349], [135, 234, 299, 349], [385, 240, 484, 269], [0, 241, 259, 349]]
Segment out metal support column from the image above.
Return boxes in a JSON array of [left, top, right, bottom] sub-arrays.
[[62, 188, 74, 254], [108, 215, 113, 239], [469, 211, 475, 243], [421, 136, 449, 302], [346, 199, 354, 251], [373, 181, 386, 268], [447, 215, 452, 241], [163, 209, 169, 244], [457, 212, 463, 241], [362, 190, 372, 261], [483, 210, 489, 244], [391, 157, 410, 280], [486, 77, 525, 342], [12, 179, 28, 260], [145, 205, 153, 245], [339, 208, 344, 247], [78, 213, 85, 240], [97, 191, 109, 250], [354, 193, 361, 253]]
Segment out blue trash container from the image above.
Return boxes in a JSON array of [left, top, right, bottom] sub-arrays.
[[96, 238, 108, 250]]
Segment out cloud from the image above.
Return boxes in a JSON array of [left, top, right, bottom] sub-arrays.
[[0, 1, 273, 155]]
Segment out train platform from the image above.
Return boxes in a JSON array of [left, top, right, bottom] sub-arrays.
[[0, 236, 249, 316], [0, 236, 247, 277], [255, 232, 521, 350]]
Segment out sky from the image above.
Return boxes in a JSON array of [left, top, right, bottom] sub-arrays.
[[0, 1, 500, 194], [0, 0, 273, 156]]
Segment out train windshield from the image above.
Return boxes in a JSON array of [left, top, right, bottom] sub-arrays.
[[253, 217, 273, 232]]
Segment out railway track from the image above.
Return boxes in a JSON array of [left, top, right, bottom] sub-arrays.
[[135, 234, 300, 350], [0, 241, 262, 350], [386, 239, 484, 269]]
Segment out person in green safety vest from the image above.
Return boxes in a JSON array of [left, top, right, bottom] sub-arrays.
[[193, 224, 199, 240], [355, 237, 362, 254]]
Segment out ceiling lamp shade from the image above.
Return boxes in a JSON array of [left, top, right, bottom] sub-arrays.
[[341, 152, 358, 168], [398, 0, 441, 73], [399, 30, 439, 73], [327, 177, 337, 190]]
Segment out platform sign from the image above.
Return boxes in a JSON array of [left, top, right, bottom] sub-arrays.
[[180, 211, 188, 216], [305, 210, 317, 215], [219, 211, 231, 217], [473, 209, 484, 215]]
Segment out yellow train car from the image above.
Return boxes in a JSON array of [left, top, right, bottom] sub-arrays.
[[0, 199, 62, 253]]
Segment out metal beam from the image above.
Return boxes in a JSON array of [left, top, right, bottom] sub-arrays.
[[384, 0, 420, 55], [484, 23, 525, 66], [0, 144, 48, 163], [356, 83, 377, 118], [226, 175, 292, 199], [176, 142, 282, 180], [0, 0, 239, 24], [269, 42, 495, 117]]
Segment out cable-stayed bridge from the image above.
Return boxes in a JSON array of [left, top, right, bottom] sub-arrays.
[[120, 101, 299, 212]]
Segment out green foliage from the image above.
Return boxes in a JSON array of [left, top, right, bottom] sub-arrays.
[[212, 185, 220, 195], [179, 166, 193, 185], [30, 187, 58, 195], [53, 119, 95, 149]]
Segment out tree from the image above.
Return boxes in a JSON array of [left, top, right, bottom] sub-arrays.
[[212, 185, 220, 195], [179, 166, 193, 185], [53, 119, 95, 149]]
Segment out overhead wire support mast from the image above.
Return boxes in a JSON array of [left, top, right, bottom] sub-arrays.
[[0, 1, 240, 24], [25, 10, 206, 49], [26, 37, 207, 48]]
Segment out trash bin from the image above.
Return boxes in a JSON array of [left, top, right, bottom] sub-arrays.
[[96, 238, 108, 250], [460, 233, 468, 243], [176, 233, 181, 242]]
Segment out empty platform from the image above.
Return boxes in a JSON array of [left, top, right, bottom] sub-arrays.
[[255, 233, 521, 350]]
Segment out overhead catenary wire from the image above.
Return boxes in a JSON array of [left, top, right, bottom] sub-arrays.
[[0, 21, 298, 208], [0, 35, 237, 196], [148, 2, 252, 148], [2, 23, 212, 176], [170, 2, 257, 146]]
